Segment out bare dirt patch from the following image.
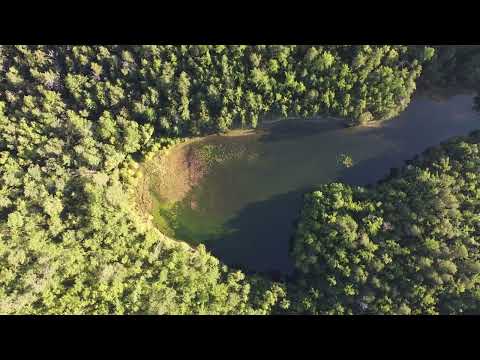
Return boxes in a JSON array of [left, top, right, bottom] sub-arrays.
[[141, 141, 205, 206]]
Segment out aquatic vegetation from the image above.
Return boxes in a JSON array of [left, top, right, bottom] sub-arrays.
[[338, 154, 354, 168]]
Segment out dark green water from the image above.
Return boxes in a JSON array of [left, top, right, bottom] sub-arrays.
[[154, 93, 480, 275]]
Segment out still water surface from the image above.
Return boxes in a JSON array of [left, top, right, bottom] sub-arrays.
[[154, 94, 479, 274]]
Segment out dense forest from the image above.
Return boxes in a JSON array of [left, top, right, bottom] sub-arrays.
[[0, 45, 479, 314], [288, 131, 480, 314], [420, 45, 480, 90]]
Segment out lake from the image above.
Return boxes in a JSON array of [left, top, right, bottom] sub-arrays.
[[149, 93, 480, 275]]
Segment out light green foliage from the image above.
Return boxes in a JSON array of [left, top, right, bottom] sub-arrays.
[[357, 112, 373, 125], [0, 45, 468, 315], [0, 45, 288, 314]]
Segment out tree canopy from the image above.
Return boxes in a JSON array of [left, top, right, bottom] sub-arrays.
[[289, 131, 480, 314], [1, 45, 480, 315]]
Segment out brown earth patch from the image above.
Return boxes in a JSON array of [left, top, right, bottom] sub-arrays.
[[134, 129, 263, 222], [142, 141, 206, 205]]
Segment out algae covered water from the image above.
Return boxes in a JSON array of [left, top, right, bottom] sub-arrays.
[[148, 93, 479, 274]]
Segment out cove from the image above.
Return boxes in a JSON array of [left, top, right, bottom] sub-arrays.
[[146, 93, 480, 275]]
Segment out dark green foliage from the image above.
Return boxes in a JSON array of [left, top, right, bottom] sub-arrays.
[[290, 132, 480, 314], [420, 45, 480, 90]]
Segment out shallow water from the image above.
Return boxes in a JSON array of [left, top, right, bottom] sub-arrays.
[[153, 93, 480, 274]]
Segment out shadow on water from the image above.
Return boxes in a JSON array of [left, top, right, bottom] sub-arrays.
[[212, 152, 417, 276], [211, 94, 480, 276], [211, 150, 421, 277], [261, 118, 346, 143], [207, 188, 312, 276], [380, 94, 480, 145], [336, 152, 408, 187], [208, 155, 413, 277], [337, 94, 480, 187], [154, 93, 480, 278]]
